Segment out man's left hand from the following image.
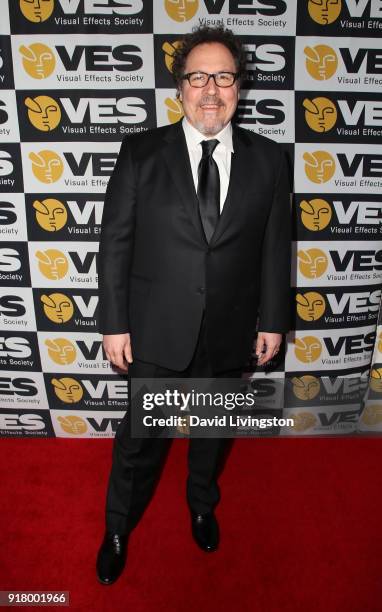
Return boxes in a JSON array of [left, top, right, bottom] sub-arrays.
[[255, 332, 282, 366]]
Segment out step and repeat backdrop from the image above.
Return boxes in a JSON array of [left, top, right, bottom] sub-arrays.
[[0, 0, 381, 438]]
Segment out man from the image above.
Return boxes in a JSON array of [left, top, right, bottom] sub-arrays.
[[96, 25, 291, 585]]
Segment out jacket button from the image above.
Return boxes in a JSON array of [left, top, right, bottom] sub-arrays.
[[197, 287, 205, 295]]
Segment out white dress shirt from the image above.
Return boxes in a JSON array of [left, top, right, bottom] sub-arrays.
[[182, 117, 234, 212]]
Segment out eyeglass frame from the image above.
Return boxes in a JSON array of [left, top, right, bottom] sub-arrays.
[[181, 71, 240, 88]]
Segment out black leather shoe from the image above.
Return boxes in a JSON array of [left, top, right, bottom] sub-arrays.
[[96, 532, 128, 585], [191, 512, 219, 552]]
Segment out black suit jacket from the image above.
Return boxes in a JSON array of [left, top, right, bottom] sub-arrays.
[[98, 121, 291, 373]]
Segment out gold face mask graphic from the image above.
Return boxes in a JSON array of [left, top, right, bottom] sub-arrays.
[[25, 95, 61, 131], [291, 375, 320, 400], [57, 415, 87, 435], [303, 97, 337, 132], [165, 97, 184, 123], [294, 336, 322, 363], [378, 332, 382, 354], [361, 404, 382, 426], [296, 291, 326, 321], [300, 198, 332, 231], [308, 0, 342, 25], [20, 0, 54, 22], [19, 43, 55, 79], [162, 40, 181, 73], [52, 377, 83, 403], [33, 198, 67, 231], [165, 0, 199, 22], [35, 248, 68, 280], [29, 150, 63, 183], [303, 151, 335, 183], [40, 293, 74, 324], [370, 367, 382, 393], [289, 411, 317, 432], [298, 248, 328, 279], [45, 337, 76, 365], [304, 45, 338, 80]]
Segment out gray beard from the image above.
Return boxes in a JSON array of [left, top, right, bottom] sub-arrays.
[[194, 118, 225, 136]]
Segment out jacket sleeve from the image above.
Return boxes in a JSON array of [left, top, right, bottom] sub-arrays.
[[97, 137, 136, 335], [257, 145, 292, 333]]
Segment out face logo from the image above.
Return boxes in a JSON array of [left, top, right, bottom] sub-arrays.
[[294, 336, 322, 363], [370, 367, 382, 393], [308, 0, 342, 25], [289, 411, 317, 431], [300, 198, 332, 231], [57, 415, 87, 435], [361, 404, 382, 426], [52, 377, 83, 403], [378, 332, 382, 354], [19, 43, 55, 79], [304, 45, 338, 80], [45, 337, 76, 365], [20, 0, 54, 23], [165, 97, 184, 123], [291, 375, 320, 400], [25, 96, 61, 131], [33, 198, 67, 231], [40, 293, 74, 323], [303, 97, 337, 132], [296, 291, 326, 321], [298, 248, 328, 279], [35, 248, 68, 280], [29, 150, 63, 183], [162, 40, 182, 73], [165, 0, 199, 22], [303, 151, 336, 183]]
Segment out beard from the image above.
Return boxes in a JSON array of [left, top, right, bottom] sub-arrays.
[[195, 95, 225, 136]]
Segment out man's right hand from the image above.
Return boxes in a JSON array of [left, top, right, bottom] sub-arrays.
[[102, 333, 132, 372]]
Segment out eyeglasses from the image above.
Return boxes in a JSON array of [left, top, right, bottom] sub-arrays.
[[182, 71, 239, 88]]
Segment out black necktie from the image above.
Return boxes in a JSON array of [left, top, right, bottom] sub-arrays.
[[197, 139, 220, 243]]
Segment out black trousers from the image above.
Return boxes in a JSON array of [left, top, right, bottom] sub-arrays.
[[105, 314, 243, 535]]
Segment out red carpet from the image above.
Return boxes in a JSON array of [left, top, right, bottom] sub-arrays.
[[1, 438, 382, 612]]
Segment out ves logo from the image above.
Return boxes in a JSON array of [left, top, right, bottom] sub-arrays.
[[294, 336, 323, 363], [304, 45, 338, 80], [165, 0, 199, 22], [45, 337, 76, 364], [303, 97, 337, 132], [40, 293, 74, 323], [300, 199, 332, 230], [308, 0, 342, 25], [20, 0, 54, 23], [29, 150, 63, 183], [33, 198, 67, 231], [291, 375, 321, 400], [19, 44, 56, 78], [296, 292, 326, 321], [303, 151, 336, 183], [36, 249, 68, 279], [25, 96, 61, 131], [52, 377, 83, 402]]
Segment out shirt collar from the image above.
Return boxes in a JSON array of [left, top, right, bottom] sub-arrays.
[[182, 117, 234, 153]]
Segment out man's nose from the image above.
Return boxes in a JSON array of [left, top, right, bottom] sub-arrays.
[[205, 75, 219, 95]]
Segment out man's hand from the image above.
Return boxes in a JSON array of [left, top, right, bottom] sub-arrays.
[[255, 332, 282, 366], [103, 333, 133, 372]]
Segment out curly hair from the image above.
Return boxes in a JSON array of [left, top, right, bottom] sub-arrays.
[[171, 25, 246, 94]]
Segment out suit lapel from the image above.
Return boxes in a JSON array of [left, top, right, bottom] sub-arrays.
[[161, 122, 207, 245], [161, 122, 253, 247], [209, 124, 251, 247]]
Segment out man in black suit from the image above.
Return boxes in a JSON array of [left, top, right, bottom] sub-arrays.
[[96, 25, 291, 584]]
